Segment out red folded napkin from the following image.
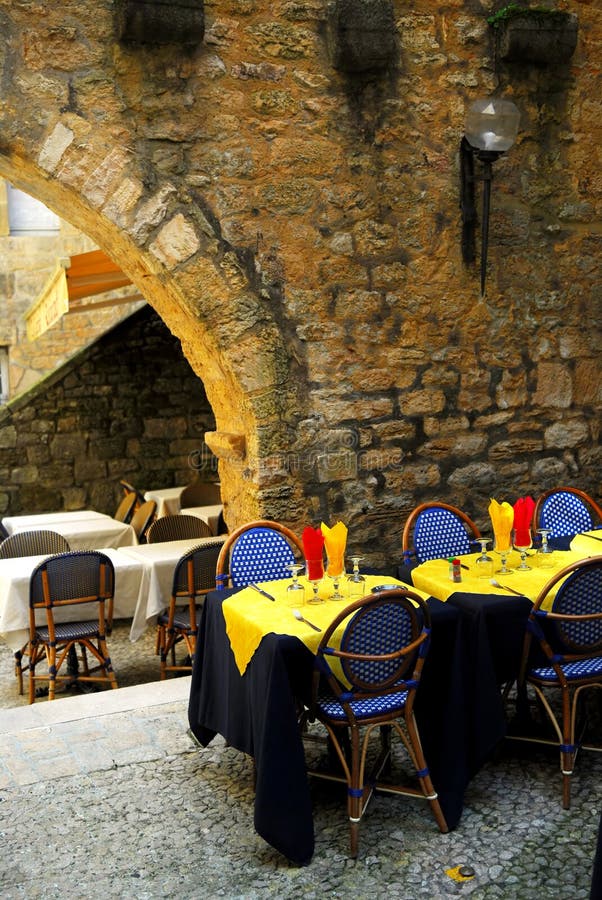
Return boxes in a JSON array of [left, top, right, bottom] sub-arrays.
[[302, 526, 325, 580], [513, 495, 536, 548]]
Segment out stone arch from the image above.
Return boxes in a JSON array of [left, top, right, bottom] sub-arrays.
[[0, 121, 304, 528]]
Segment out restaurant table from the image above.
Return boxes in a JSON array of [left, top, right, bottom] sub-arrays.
[[2, 511, 137, 551], [117, 536, 226, 641], [143, 488, 223, 534], [0, 547, 148, 652], [188, 576, 507, 865], [399, 550, 591, 734], [570, 530, 602, 557]]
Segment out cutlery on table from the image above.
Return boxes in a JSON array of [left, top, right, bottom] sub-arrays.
[[249, 583, 276, 601], [292, 609, 321, 632], [489, 578, 525, 597]]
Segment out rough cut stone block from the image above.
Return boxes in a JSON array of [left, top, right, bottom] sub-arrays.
[[325, 0, 397, 73], [116, 0, 205, 46]]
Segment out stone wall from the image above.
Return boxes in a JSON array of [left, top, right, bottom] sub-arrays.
[[0, 306, 216, 516], [0, 1, 599, 567]]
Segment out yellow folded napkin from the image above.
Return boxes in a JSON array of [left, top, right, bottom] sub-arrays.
[[321, 521, 348, 576], [488, 498, 514, 552]]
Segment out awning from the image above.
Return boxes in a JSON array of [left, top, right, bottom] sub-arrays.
[[25, 249, 141, 340]]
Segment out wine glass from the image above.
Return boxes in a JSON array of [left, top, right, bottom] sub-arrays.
[[305, 557, 324, 604], [285, 563, 305, 606], [513, 528, 532, 571], [327, 554, 345, 601], [536, 528, 555, 568], [493, 537, 513, 575], [346, 556, 366, 600], [474, 539, 494, 579]]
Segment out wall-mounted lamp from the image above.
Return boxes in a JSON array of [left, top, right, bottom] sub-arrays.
[[460, 98, 520, 296]]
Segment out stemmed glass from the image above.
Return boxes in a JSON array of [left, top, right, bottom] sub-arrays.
[[285, 563, 305, 606], [536, 528, 555, 568], [327, 556, 345, 601], [494, 538, 513, 575], [474, 539, 494, 579], [513, 528, 532, 571], [305, 557, 324, 604], [346, 556, 366, 600]]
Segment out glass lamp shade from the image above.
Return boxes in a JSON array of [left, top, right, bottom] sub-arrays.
[[464, 98, 520, 153]]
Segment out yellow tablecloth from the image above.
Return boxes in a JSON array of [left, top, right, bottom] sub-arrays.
[[222, 574, 429, 676], [412, 550, 587, 610], [570, 531, 602, 557]]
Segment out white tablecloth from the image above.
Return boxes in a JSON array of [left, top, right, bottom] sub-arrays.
[[143, 488, 185, 517], [117, 536, 226, 641], [0, 548, 149, 651], [143, 489, 223, 534], [2, 511, 137, 551]]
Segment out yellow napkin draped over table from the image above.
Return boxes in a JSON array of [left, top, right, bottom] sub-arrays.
[[488, 498, 514, 552], [321, 521, 348, 576], [222, 574, 430, 676]]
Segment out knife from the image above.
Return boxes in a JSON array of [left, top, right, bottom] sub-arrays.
[[249, 583, 276, 601]]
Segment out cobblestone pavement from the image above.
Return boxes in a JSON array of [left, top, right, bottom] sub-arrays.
[[1, 624, 601, 899]]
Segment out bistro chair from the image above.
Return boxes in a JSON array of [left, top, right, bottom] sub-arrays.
[[0, 529, 71, 559], [515, 556, 602, 808], [147, 513, 213, 544], [114, 491, 137, 524], [215, 519, 304, 590], [129, 499, 157, 544], [0, 530, 72, 694], [0, 520, 8, 540], [532, 487, 602, 540], [179, 480, 222, 508], [157, 540, 223, 679], [20, 550, 118, 703], [306, 588, 448, 857], [402, 501, 481, 564], [119, 478, 146, 508]]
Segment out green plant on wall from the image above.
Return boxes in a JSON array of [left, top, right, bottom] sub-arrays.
[[488, 4, 570, 29]]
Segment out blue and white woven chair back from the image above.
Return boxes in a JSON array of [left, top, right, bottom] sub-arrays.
[[339, 600, 422, 690], [550, 563, 602, 653], [540, 491, 593, 538], [230, 527, 296, 587], [0, 529, 71, 559], [30, 550, 114, 606], [172, 542, 222, 595], [414, 508, 473, 563]]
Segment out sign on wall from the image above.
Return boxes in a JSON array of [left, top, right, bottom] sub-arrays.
[[25, 262, 70, 341]]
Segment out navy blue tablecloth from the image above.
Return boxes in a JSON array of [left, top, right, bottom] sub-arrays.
[[187, 587, 513, 863]]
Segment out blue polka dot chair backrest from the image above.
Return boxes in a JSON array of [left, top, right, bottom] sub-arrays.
[[403, 503, 481, 564], [537, 489, 601, 539], [215, 520, 304, 590]]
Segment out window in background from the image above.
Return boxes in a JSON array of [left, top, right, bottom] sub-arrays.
[[6, 183, 59, 234]]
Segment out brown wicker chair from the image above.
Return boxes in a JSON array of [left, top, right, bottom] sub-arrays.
[[157, 540, 223, 679], [146, 513, 213, 544], [306, 588, 448, 856], [515, 556, 602, 809], [114, 491, 137, 524], [215, 519, 304, 590], [20, 550, 118, 703], [179, 481, 222, 508], [0, 529, 71, 559], [402, 502, 481, 564], [129, 499, 157, 543], [532, 487, 602, 540]]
